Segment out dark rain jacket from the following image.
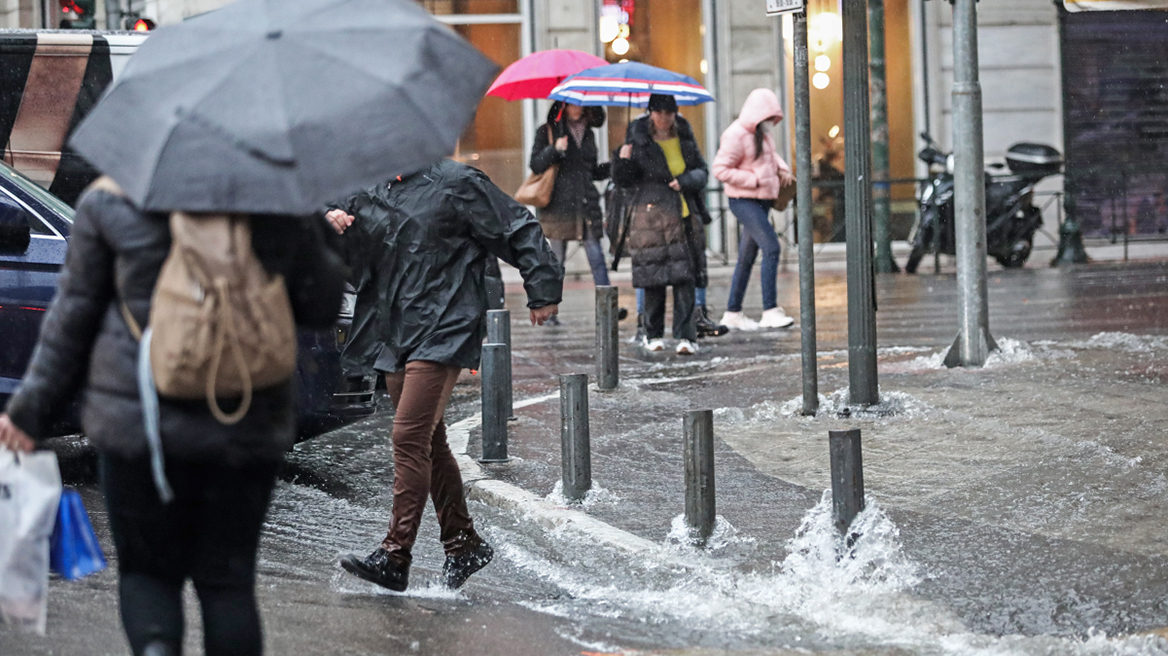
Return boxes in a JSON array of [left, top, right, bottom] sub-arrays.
[[336, 159, 562, 374], [529, 105, 609, 241], [611, 114, 711, 289], [4, 188, 345, 463]]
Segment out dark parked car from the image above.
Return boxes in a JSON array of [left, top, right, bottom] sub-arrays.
[[0, 161, 376, 440]]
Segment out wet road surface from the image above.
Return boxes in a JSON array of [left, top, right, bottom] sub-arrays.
[[3, 261, 1167, 655]]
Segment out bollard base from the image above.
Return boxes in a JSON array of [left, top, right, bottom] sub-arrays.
[[478, 458, 510, 465]]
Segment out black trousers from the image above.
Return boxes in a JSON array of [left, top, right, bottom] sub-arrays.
[[643, 283, 697, 341], [100, 454, 279, 656]]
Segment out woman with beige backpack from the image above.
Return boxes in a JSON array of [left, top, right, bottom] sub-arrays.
[[524, 101, 611, 325]]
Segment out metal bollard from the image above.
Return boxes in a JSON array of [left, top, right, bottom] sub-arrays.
[[828, 429, 865, 536], [486, 309, 514, 420], [595, 286, 619, 391], [684, 409, 716, 545], [480, 343, 508, 462], [559, 374, 592, 502]]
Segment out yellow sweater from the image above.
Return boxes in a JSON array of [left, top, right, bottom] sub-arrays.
[[656, 136, 690, 218]]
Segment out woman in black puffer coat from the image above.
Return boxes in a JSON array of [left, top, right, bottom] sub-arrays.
[[529, 101, 611, 291], [0, 185, 345, 656], [612, 94, 712, 354]]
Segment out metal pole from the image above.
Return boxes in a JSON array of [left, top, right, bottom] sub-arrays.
[[842, 0, 879, 406], [870, 0, 896, 274], [559, 374, 592, 502], [943, 0, 997, 369], [595, 286, 619, 391], [794, 10, 819, 417], [683, 409, 716, 545], [828, 428, 865, 536], [486, 309, 513, 420], [480, 343, 508, 462]]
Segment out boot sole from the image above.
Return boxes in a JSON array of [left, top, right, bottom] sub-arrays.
[[340, 555, 409, 592]]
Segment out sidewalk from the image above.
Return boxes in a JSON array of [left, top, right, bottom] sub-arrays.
[[460, 260, 1168, 649]]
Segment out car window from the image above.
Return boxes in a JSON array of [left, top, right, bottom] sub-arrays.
[[0, 162, 75, 224], [0, 188, 55, 235]]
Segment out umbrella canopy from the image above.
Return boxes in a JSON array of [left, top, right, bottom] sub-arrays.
[[486, 49, 608, 101], [1065, 0, 1168, 9], [548, 62, 713, 107], [69, 0, 498, 214]]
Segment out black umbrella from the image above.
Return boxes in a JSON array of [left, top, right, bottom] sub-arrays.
[[69, 0, 497, 214]]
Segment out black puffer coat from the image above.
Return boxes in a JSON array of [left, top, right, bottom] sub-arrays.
[[529, 103, 609, 241], [612, 114, 711, 289], [4, 188, 346, 463], [336, 159, 562, 374]]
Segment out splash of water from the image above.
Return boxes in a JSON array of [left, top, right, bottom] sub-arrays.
[[544, 480, 621, 508]]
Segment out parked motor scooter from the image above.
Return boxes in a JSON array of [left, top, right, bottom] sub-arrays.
[[905, 132, 1062, 273]]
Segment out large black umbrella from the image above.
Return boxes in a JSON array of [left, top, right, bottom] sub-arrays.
[[69, 0, 497, 214]]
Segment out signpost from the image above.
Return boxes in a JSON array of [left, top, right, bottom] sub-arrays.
[[766, 0, 804, 16]]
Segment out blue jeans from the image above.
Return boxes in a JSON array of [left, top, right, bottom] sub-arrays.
[[549, 237, 610, 287], [726, 198, 780, 312]]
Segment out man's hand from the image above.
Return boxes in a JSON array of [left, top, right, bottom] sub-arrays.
[[529, 305, 559, 326], [555, 136, 569, 152], [668, 178, 681, 191], [0, 414, 33, 453], [619, 144, 633, 159], [325, 209, 355, 235]]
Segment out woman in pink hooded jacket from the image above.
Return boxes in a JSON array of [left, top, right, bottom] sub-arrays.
[[712, 88, 796, 330]]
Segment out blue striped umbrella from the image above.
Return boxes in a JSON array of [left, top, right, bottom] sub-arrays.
[[548, 62, 713, 107]]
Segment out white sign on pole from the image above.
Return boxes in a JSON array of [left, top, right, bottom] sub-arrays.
[[766, 0, 804, 16]]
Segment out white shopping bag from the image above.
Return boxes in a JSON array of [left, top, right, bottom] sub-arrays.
[[0, 450, 62, 635]]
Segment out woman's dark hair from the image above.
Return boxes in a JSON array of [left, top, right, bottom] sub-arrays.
[[547, 101, 606, 130], [754, 122, 768, 160]]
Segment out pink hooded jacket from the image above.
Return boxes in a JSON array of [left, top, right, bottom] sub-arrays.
[[712, 88, 792, 200]]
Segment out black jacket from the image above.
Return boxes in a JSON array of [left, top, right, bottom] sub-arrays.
[[4, 189, 345, 463], [612, 114, 711, 288], [337, 160, 562, 374], [529, 107, 609, 242]]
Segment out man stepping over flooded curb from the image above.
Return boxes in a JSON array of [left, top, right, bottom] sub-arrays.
[[326, 160, 563, 591]]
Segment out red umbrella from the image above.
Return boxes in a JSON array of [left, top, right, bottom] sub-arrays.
[[487, 49, 609, 101]]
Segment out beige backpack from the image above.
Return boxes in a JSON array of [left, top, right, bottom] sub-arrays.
[[89, 177, 297, 425]]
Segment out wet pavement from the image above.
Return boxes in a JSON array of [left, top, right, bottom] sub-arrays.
[[3, 260, 1168, 655]]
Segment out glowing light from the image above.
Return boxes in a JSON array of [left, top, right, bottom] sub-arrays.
[[815, 55, 831, 72], [699, 59, 708, 75], [618, 24, 630, 39], [782, 14, 793, 41], [599, 16, 619, 43], [611, 37, 630, 56], [810, 11, 842, 53], [828, 125, 840, 138], [812, 72, 830, 90]]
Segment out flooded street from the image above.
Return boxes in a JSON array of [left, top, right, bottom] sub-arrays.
[[4, 262, 1168, 655]]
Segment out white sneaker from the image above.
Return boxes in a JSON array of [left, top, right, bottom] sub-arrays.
[[758, 307, 795, 329], [675, 339, 698, 355], [644, 338, 666, 352], [720, 311, 760, 332]]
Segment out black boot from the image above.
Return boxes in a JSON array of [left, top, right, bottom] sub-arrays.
[[341, 547, 409, 591], [694, 305, 728, 338], [629, 313, 647, 345], [443, 540, 494, 589]]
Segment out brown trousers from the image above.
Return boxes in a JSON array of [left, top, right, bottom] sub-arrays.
[[380, 361, 478, 565]]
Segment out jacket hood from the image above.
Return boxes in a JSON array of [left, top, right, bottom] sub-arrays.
[[736, 88, 783, 131]]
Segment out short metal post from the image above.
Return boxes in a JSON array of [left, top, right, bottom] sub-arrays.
[[559, 374, 591, 502], [793, 9, 819, 417], [684, 410, 716, 545], [828, 429, 865, 536], [595, 286, 619, 391], [486, 309, 513, 419], [480, 343, 508, 462]]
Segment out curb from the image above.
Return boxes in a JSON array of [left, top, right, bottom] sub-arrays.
[[446, 391, 683, 562]]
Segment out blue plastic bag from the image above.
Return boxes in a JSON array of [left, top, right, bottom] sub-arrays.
[[49, 489, 106, 581]]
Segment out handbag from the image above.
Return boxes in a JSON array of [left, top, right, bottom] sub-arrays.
[[49, 489, 107, 581], [0, 450, 61, 635], [773, 176, 798, 212], [515, 126, 558, 208]]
